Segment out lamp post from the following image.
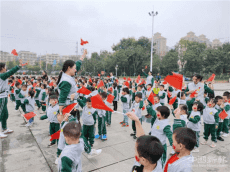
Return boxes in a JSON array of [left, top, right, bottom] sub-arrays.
[[149, 7, 158, 72], [115, 64, 118, 77]]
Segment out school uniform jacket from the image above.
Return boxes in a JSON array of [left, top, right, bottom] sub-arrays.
[[121, 94, 130, 111], [173, 114, 188, 131], [19, 90, 28, 104], [158, 90, 166, 104], [130, 101, 143, 119], [187, 111, 201, 131], [224, 102, 230, 119], [40, 104, 59, 123], [24, 97, 35, 113], [203, 107, 220, 125], [215, 105, 224, 122]]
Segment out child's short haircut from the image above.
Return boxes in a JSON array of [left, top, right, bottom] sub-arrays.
[[113, 82, 117, 88], [86, 97, 91, 102], [15, 82, 21, 87], [137, 135, 164, 164], [214, 96, 223, 104], [50, 95, 58, 100], [22, 84, 27, 88], [28, 90, 35, 98], [193, 101, 204, 111], [156, 106, 170, 118], [223, 91, 230, 98], [8, 79, 13, 83], [122, 87, 130, 94], [42, 83, 47, 89], [180, 104, 188, 113], [135, 93, 142, 99], [148, 84, 152, 87], [177, 91, 185, 98], [173, 127, 196, 151], [63, 121, 81, 140], [137, 85, 142, 89], [100, 92, 107, 99], [160, 85, 164, 88], [207, 98, 215, 105], [193, 74, 203, 81], [154, 95, 160, 100]]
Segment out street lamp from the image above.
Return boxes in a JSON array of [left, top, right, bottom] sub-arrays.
[[115, 65, 118, 77], [149, 7, 158, 72]]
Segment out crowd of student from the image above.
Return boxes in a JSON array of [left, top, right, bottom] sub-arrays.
[[0, 52, 230, 172]]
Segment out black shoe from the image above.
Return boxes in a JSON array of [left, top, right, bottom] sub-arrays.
[[48, 142, 56, 147], [149, 132, 151, 135], [133, 135, 137, 139], [217, 137, 224, 141], [90, 144, 93, 148], [130, 133, 135, 136]]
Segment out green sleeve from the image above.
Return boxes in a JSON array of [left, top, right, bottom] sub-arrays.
[[139, 101, 144, 109], [159, 93, 166, 99], [205, 97, 209, 104], [40, 114, 48, 120], [214, 110, 220, 125], [184, 85, 189, 95], [23, 99, 29, 104], [75, 60, 82, 72], [18, 93, 25, 98], [186, 98, 195, 112], [77, 99, 86, 108], [42, 92, 46, 101], [35, 89, 41, 98], [151, 78, 154, 85], [15, 89, 21, 94], [121, 96, 127, 103], [163, 125, 173, 146], [204, 84, 214, 94], [0, 65, 21, 80], [224, 105, 230, 112], [147, 105, 157, 123], [168, 86, 174, 92], [59, 81, 72, 106], [189, 115, 200, 123], [93, 111, 97, 124], [173, 119, 184, 131], [132, 92, 135, 101], [113, 90, 117, 99], [142, 71, 148, 78], [61, 156, 73, 172]]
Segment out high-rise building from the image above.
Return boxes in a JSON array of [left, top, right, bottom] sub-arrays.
[[61, 55, 81, 62], [18, 51, 37, 65], [41, 54, 60, 65], [212, 39, 222, 48], [0, 51, 15, 63], [153, 32, 168, 57]]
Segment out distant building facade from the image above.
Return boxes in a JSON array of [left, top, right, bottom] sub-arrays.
[[153, 32, 168, 58], [0, 51, 15, 63], [41, 54, 60, 65], [18, 51, 37, 65]]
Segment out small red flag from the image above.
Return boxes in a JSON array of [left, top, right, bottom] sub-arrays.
[[77, 86, 91, 95], [108, 87, 113, 93], [11, 49, 18, 56], [24, 112, 36, 120], [107, 94, 115, 104], [50, 130, 61, 141], [11, 89, 14, 93], [167, 90, 171, 98], [18, 79, 22, 84], [123, 77, 127, 81], [97, 80, 104, 88], [169, 96, 177, 105], [164, 73, 183, 90], [142, 106, 145, 111], [207, 73, 215, 82], [124, 81, 129, 87], [62, 103, 78, 115], [137, 75, 141, 80], [91, 94, 113, 112], [107, 76, 110, 78], [116, 79, 119, 84], [145, 65, 147, 69], [219, 110, 228, 120], [33, 83, 37, 87], [127, 77, 131, 81], [11, 82, 15, 87], [49, 82, 54, 87], [162, 81, 167, 85], [98, 74, 101, 77], [148, 92, 156, 105], [190, 90, 197, 98], [21, 63, 28, 67], [80, 39, 89, 46], [89, 78, 92, 83], [23, 72, 26, 75]]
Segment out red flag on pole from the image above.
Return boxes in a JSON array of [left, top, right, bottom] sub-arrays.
[[107, 94, 115, 104], [148, 92, 156, 105], [91, 94, 113, 112], [18, 79, 22, 84], [124, 81, 129, 87], [80, 39, 89, 46], [62, 103, 78, 115], [164, 73, 183, 90], [207, 74, 215, 82], [77, 86, 91, 95], [219, 110, 228, 120], [50, 130, 61, 141], [11, 49, 18, 56], [24, 112, 36, 120], [97, 80, 104, 88], [169, 96, 177, 105]]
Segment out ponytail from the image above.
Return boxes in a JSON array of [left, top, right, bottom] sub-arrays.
[[57, 71, 63, 85], [57, 60, 75, 85]]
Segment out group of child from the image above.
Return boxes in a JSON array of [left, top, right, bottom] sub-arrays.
[[5, 71, 230, 172]]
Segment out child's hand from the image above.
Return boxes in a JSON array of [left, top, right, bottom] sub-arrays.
[[70, 93, 75, 100], [126, 111, 139, 121], [216, 125, 218, 129], [169, 105, 173, 109], [64, 113, 71, 121], [132, 87, 135, 92], [144, 100, 148, 106], [175, 111, 180, 119], [220, 103, 225, 109]]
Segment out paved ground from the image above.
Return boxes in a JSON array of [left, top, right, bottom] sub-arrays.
[[1, 83, 230, 172]]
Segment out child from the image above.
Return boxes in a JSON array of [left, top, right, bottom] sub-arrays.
[[222, 91, 230, 137], [39, 83, 47, 114], [34, 83, 41, 110], [187, 101, 204, 153], [158, 85, 166, 105], [24, 90, 36, 127], [120, 87, 130, 127], [113, 82, 118, 111], [215, 96, 225, 141], [8, 80, 15, 102], [58, 121, 84, 171], [201, 98, 220, 148], [14, 82, 22, 111], [150, 96, 162, 127], [145, 84, 152, 99], [164, 127, 196, 172], [40, 95, 60, 147], [172, 104, 188, 131], [19, 84, 28, 113], [77, 97, 97, 147], [130, 93, 143, 139], [126, 112, 164, 172], [95, 92, 108, 140]]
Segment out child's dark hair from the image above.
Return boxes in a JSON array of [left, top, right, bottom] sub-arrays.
[[22, 84, 27, 88], [113, 82, 117, 89], [193, 101, 204, 111], [136, 135, 164, 164], [86, 97, 91, 102], [160, 85, 164, 88], [193, 74, 203, 81], [156, 106, 170, 118], [63, 121, 81, 140], [177, 91, 185, 98], [15, 82, 20, 87], [50, 95, 58, 100], [41, 83, 47, 89], [179, 104, 188, 114], [148, 84, 152, 87], [214, 96, 223, 104], [135, 93, 142, 99], [28, 90, 35, 98], [8, 79, 13, 84], [207, 98, 215, 105], [122, 87, 130, 94], [223, 91, 230, 98], [100, 92, 107, 99], [70, 109, 80, 123], [173, 127, 196, 151], [154, 95, 160, 100]]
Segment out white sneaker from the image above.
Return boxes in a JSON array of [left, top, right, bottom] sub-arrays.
[[2, 129, 14, 134], [192, 148, 199, 153], [88, 149, 102, 158], [54, 158, 59, 164], [201, 139, 207, 145], [222, 133, 229, 137], [0, 132, 8, 139], [25, 123, 32, 127], [220, 131, 223, 135], [210, 142, 216, 148], [40, 111, 45, 114]]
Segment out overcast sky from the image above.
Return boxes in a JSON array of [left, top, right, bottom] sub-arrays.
[[0, 0, 229, 56]]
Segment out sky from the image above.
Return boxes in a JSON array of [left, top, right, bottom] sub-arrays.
[[0, 0, 230, 56]]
